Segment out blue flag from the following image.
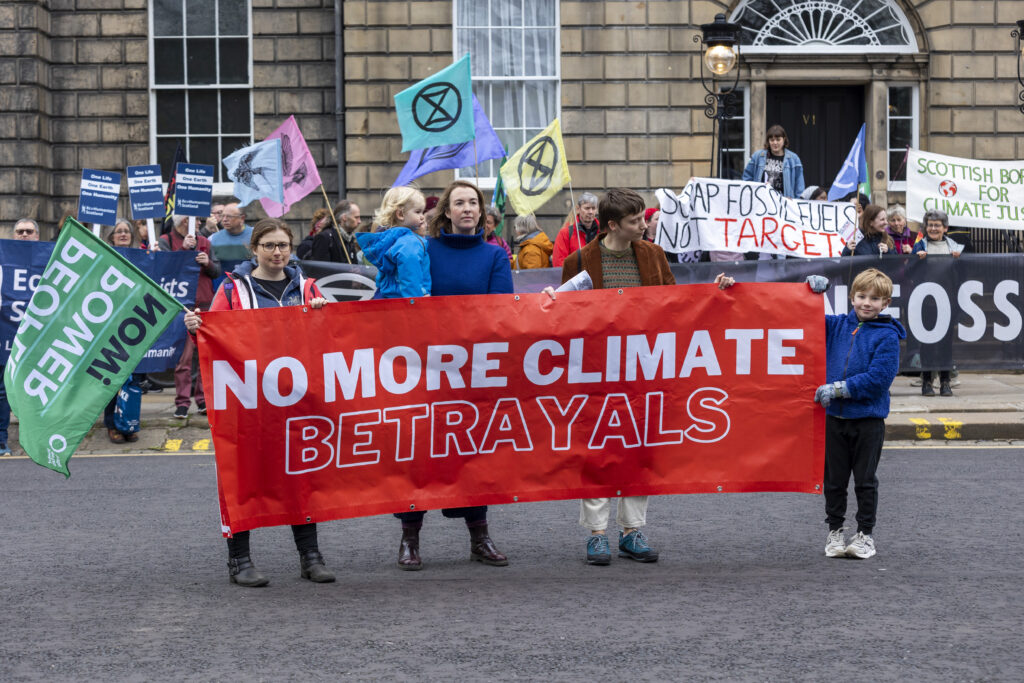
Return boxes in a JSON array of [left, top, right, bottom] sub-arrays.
[[222, 138, 284, 207], [394, 54, 474, 152], [393, 95, 505, 187], [828, 123, 868, 201]]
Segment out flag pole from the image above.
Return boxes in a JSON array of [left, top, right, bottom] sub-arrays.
[[567, 180, 584, 273], [319, 183, 352, 264], [474, 138, 479, 181]]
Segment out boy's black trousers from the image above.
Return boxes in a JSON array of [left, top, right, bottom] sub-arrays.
[[824, 415, 886, 535]]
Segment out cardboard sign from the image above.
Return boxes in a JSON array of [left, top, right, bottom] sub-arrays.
[[126, 165, 166, 220], [172, 163, 214, 217], [77, 169, 122, 226]]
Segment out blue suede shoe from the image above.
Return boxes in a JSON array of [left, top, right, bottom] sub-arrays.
[[586, 534, 611, 565], [619, 529, 659, 562], [0, 442, 10, 456]]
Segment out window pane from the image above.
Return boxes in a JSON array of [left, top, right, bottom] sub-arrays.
[[187, 136, 220, 179], [523, 29, 556, 76], [154, 39, 184, 84], [186, 0, 215, 36], [458, 29, 490, 77], [889, 151, 907, 181], [889, 118, 912, 149], [722, 116, 746, 150], [888, 87, 912, 117], [154, 0, 183, 36], [524, 81, 555, 127], [157, 138, 183, 179], [187, 38, 217, 84], [491, 81, 523, 128], [490, 29, 521, 77], [188, 90, 218, 134], [491, 0, 522, 27], [219, 38, 249, 84], [524, 0, 556, 26], [220, 90, 250, 134], [218, 0, 248, 35], [457, 0, 487, 26], [497, 129, 524, 159], [724, 152, 744, 180], [156, 91, 186, 134]]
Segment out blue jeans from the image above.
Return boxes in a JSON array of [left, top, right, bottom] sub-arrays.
[[0, 366, 10, 445]]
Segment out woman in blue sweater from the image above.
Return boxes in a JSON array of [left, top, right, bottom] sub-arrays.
[[394, 180, 513, 571]]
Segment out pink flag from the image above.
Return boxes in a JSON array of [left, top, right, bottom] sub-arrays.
[[258, 116, 323, 217]]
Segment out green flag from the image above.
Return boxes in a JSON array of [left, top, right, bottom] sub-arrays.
[[4, 218, 182, 476], [394, 54, 474, 153], [491, 158, 507, 237]]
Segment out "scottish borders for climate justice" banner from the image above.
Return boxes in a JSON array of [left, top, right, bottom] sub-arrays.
[[907, 149, 1024, 230], [198, 283, 826, 535]]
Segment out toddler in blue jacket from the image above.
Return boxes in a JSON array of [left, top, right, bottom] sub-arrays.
[[357, 186, 431, 298], [812, 268, 906, 559]]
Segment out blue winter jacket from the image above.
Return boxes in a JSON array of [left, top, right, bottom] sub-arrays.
[[356, 227, 431, 299], [824, 310, 906, 419], [427, 229, 514, 296], [742, 148, 806, 198]]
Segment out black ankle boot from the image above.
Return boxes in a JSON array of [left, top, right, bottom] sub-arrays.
[[398, 526, 422, 571], [299, 550, 336, 583], [939, 381, 952, 397], [468, 524, 508, 566], [228, 556, 269, 587]]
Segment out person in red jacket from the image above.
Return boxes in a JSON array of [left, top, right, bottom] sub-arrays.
[[552, 192, 599, 266], [160, 214, 221, 419]]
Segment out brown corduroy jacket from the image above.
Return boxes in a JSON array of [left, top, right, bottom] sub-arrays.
[[559, 233, 675, 289]]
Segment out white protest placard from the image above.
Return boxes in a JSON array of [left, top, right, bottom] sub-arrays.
[[907, 149, 1024, 230], [655, 178, 858, 259]]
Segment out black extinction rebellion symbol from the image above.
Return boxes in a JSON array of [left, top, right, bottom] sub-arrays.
[[517, 136, 558, 196], [412, 82, 463, 133]]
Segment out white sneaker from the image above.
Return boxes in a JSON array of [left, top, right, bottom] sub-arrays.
[[825, 529, 846, 557], [845, 532, 876, 559]]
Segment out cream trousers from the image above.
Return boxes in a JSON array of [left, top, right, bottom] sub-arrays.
[[579, 496, 648, 532]]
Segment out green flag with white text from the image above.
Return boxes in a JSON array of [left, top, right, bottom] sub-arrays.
[[4, 218, 182, 476]]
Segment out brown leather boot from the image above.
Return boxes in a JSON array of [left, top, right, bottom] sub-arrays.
[[469, 524, 508, 566], [398, 526, 422, 571]]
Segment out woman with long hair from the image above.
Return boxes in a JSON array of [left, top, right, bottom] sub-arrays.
[[842, 204, 894, 257]]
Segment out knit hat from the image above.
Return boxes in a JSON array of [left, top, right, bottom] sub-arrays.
[[425, 196, 439, 212], [644, 207, 659, 221]]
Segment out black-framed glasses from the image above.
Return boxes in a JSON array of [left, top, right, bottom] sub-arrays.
[[258, 242, 291, 252]]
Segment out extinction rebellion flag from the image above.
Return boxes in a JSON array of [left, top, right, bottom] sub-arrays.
[[4, 218, 182, 476]]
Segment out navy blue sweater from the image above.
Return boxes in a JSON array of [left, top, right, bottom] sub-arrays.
[[427, 229, 513, 296], [824, 310, 906, 419]]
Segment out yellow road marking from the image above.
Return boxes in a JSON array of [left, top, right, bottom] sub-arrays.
[[163, 439, 183, 452], [192, 439, 210, 450], [908, 417, 931, 439], [937, 417, 963, 440]]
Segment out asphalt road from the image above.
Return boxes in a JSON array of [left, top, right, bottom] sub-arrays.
[[1, 444, 1022, 681]]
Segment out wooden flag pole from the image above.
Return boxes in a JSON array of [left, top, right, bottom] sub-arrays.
[[319, 183, 352, 264]]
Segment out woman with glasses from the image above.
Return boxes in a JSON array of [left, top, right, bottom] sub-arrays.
[[184, 217, 334, 588]]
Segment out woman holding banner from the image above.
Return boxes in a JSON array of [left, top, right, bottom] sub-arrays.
[[392, 180, 513, 572], [184, 218, 335, 588], [842, 205, 894, 257]]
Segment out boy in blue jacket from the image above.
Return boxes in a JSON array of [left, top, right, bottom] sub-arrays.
[[812, 268, 906, 559]]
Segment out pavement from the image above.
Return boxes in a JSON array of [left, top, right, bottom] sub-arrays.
[[2, 372, 1023, 457]]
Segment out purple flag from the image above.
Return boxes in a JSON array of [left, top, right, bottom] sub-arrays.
[[259, 116, 323, 218], [393, 95, 505, 187]]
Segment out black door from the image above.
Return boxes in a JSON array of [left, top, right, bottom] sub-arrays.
[[766, 86, 865, 192]]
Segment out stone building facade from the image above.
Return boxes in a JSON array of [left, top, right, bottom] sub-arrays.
[[2, 0, 1022, 247]]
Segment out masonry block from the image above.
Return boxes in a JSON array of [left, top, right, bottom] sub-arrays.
[[409, 1, 451, 25], [253, 63, 301, 88], [583, 82, 627, 108], [916, 1, 951, 27], [561, 82, 583, 108], [562, 55, 603, 80], [101, 120, 148, 142], [585, 136, 627, 162], [951, 109, 995, 133], [277, 36, 323, 61], [561, 28, 582, 53], [648, 0, 689, 25], [996, 109, 1024, 134], [561, 2, 605, 27], [670, 134, 714, 161], [649, 110, 691, 134], [951, 54, 994, 79], [648, 54, 690, 79], [77, 41, 123, 64], [626, 82, 670, 108], [974, 135, 1017, 160], [953, 1, 994, 23], [78, 93, 124, 117], [562, 109, 604, 135], [929, 108, 952, 134], [627, 27, 669, 52], [99, 12, 146, 36], [930, 81, 972, 106], [345, 28, 387, 52], [300, 62, 335, 87], [100, 65, 147, 90], [929, 135, 972, 158], [388, 28, 432, 53], [583, 28, 627, 53], [343, 0, 366, 25], [604, 55, 646, 79], [366, 55, 409, 80], [365, 2, 409, 25], [255, 10, 298, 34], [52, 12, 99, 36], [124, 39, 148, 63], [605, 2, 646, 25], [125, 93, 148, 116], [298, 9, 334, 34], [605, 109, 647, 134]]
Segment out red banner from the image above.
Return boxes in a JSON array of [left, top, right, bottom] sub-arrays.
[[198, 284, 826, 534]]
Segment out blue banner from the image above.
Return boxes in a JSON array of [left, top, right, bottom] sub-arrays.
[[173, 163, 214, 217], [127, 165, 166, 220], [78, 168, 122, 226], [0, 240, 198, 371]]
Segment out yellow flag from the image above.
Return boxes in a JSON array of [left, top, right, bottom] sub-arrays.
[[499, 119, 571, 216]]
